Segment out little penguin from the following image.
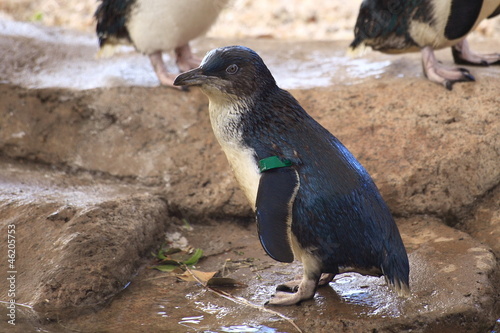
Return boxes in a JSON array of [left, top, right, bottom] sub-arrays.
[[350, 0, 500, 90], [94, 0, 228, 88], [173, 46, 410, 305]]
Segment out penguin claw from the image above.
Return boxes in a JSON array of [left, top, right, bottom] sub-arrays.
[[443, 73, 475, 90], [444, 80, 453, 91], [444, 68, 475, 90], [429, 69, 475, 90], [460, 71, 475, 82]]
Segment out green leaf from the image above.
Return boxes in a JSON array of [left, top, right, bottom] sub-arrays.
[[156, 249, 167, 260], [152, 264, 178, 272], [160, 259, 182, 265], [152, 246, 181, 260], [182, 218, 193, 231], [31, 12, 43, 22], [183, 248, 203, 266], [152, 244, 167, 260]]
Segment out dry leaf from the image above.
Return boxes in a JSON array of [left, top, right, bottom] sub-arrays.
[[207, 277, 247, 288], [177, 269, 217, 283]]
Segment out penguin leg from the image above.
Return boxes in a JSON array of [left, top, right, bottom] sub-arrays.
[[452, 39, 500, 66], [175, 44, 202, 72], [149, 51, 183, 89], [266, 255, 325, 306], [318, 273, 335, 286], [421, 46, 475, 90]]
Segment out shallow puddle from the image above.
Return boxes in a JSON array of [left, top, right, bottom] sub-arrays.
[[0, 20, 406, 91], [2, 222, 412, 333]]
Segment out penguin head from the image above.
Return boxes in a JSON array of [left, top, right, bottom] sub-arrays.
[[174, 46, 276, 99]]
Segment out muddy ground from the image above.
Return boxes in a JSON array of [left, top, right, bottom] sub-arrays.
[[0, 2, 500, 333]]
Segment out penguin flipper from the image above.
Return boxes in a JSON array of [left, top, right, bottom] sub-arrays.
[[444, 0, 483, 40], [255, 167, 299, 263]]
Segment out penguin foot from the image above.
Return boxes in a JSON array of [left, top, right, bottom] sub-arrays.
[[452, 39, 500, 66], [275, 273, 334, 293], [275, 279, 301, 293], [149, 51, 186, 90], [421, 46, 475, 90], [266, 277, 318, 306], [175, 44, 202, 72]]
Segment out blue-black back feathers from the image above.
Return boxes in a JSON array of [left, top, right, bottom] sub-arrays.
[[238, 75, 409, 287]]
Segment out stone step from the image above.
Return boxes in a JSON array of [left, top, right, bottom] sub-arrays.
[[0, 159, 170, 320]]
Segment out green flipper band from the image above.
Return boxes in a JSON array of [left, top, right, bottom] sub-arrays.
[[258, 156, 292, 173]]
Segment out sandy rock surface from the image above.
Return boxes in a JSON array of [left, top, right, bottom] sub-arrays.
[[0, 160, 170, 319], [1, 0, 499, 41]]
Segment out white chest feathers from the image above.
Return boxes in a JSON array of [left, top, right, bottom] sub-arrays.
[[127, 0, 229, 54], [208, 98, 261, 209]]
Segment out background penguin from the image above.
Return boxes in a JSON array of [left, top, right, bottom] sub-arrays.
[[94, 0, 228, 88], [350, 0, 500, 90], [174, 46, 410, 305]]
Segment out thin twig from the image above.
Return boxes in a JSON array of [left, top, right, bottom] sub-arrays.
[[0, 300, 33, 309]]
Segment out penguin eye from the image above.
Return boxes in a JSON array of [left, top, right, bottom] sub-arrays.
[[225, 64, 239, 75]]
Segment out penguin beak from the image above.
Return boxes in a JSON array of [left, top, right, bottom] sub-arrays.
[[174, 67, 208, 87]]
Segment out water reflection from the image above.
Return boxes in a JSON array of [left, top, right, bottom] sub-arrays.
[[195, 301, 231, 318], [179, 315, 205, 325], [329, 273, 403, 317], [219, 324, 278, 333], [271, 49, 393, 89]]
